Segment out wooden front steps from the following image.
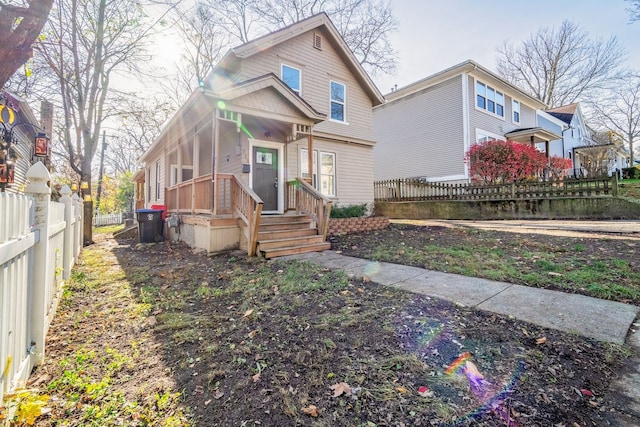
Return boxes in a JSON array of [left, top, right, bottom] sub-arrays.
[[257, 214, 330, 259]]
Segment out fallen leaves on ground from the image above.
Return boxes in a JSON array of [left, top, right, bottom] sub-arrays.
[[330, 382, 351, 397], [302, 405, 319, 417]]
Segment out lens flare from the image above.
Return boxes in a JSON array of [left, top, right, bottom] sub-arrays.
[[395, 315, 524, 426]]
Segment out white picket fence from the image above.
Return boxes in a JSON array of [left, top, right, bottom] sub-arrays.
[[0, 163, 83, 402], [93, 211, 123, 227]]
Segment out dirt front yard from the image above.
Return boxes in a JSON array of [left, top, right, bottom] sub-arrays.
[[10, 226, 638, 426]]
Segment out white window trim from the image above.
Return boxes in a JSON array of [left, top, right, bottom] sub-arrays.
[[155, 160, 161, 201], [474, 78, 505, 121], [319, 151, 336, 197], [475, 128, 505, 144], [169, 164, 194, 187], [300, 148, 337, 197], [281, 63, 301, 96], [512, 99, 521, 125], [329, 80, 348, 124]]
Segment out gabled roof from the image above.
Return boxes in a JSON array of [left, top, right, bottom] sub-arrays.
[[207, 73, 326, 122], [546, 103, 579, 125], [214, 12, 384, 106], [382, 60, 547, 110]]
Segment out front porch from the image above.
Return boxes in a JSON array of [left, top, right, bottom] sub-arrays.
[[164, 173, 332, 258]]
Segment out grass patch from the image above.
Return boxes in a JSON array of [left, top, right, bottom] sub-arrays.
[[333, 224, 640, 303], [94, 223, 126, 234]]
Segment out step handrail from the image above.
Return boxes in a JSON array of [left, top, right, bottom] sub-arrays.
[[287, 178, 333, 239], [231, 174, 263, 256]]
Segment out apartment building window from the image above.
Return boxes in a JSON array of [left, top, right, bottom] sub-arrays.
[[301, 148, 336, 197], [512, 99, 521, 124], [476, 80, 504, 118], [330, 81, 346, 122], [281, 64, 301, 95]]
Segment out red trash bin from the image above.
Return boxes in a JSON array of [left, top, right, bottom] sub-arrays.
[[150, 204, 167, 220]]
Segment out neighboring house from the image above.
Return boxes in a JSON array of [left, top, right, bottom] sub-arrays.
[[372, 60, 559, 183], [0, 91, 50, 193], [545, 103, 627, 177], [138, 13, 384, 257]]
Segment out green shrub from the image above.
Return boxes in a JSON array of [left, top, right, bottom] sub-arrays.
[[622, 167, 640, 179], [330, 203, 367, 218]]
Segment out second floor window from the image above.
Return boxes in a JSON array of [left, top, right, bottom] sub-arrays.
[[282, 64, 301, 95], [476, 81, 504, 118], [512, 99, 521, 124], [330, 81, 346, 122]]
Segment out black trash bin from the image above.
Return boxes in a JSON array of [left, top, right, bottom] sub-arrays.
[[135, 209, 164, 243]]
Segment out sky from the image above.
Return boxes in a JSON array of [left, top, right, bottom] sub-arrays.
[[371, 0, 640, 95]]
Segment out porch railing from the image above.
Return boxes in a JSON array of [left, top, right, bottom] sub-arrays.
[[217, 173, 263, 256], [166, 174, 213, 214], [286, 178, 333, 239]]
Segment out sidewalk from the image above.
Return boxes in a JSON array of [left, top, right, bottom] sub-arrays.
[[393, 219, 640, 239], [284, 250, 639, 345]]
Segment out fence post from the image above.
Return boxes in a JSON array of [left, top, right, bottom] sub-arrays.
[[611, 174, 619, 196], [24, 162, 51, 365], [72, 193, 82, 258], [60, 185, 73, 280]]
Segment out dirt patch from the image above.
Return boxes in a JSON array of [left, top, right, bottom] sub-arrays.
[[25, 232, 637, 426]]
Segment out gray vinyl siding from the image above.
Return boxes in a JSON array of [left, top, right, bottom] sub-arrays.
[[237, 27, 375, 143], [373, 76, 464, 181], [537, 114, 564, 157], [286, 138, 374, 207]]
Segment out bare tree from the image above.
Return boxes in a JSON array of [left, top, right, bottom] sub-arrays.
[[0, 0, 53, 90], [627, 0, 640, 22], [496, 20, 625, 107], [172, 0, 397, 97], [169, 1, 231, 99], [34, 0, 174, 188], [105, 97, 173, 175], [589, 73, 640, 166], [252, 0, 397, 76]]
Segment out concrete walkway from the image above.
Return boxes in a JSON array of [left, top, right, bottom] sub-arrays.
[[284, 250, 639, 345]]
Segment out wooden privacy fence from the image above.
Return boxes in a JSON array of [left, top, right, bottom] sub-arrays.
[[374, 176, 618, 202], [0, 163, 83, 402]]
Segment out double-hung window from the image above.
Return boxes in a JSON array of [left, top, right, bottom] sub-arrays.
[[330, 81, 346, 122], [282, 64, 301, 96], [476, 81, 505, 118], [301, 148, 336, 197], [512, 100, 521, 124], [155, 160, 161, 201]]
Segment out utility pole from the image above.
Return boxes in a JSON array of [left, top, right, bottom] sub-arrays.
[[96, 130, 108, 212]]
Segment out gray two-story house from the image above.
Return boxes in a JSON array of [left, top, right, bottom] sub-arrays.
[[373, 60, 559, 182]]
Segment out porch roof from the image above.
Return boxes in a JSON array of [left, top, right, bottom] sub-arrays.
[[504, 127, 561, 144], [205, 73, 327, 123]]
